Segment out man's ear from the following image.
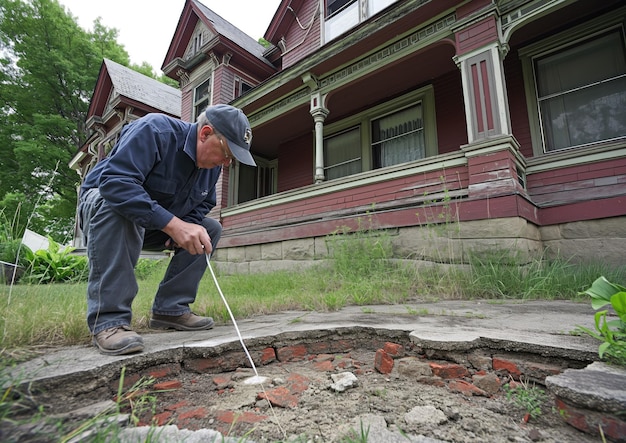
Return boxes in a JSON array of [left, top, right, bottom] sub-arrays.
[[200, 125, 214, 141]]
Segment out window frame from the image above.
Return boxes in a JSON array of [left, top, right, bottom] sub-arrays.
[[323, 126, 363, 180], [520, 10, 626, 156], [229, 157, 277, 205], [192, 77, 213, 120], [234, 76, 253, 99], [371, 102, 426, 169], [322, 85, 437, 179]]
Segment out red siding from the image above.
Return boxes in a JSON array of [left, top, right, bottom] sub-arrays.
[[455, 16, 498, 56], [282, 0, 322, 69], [527, 158, 626, 206], [181, 84, 193, 122], [277, 133, 315, 192], [434, 70, 467, 153], [456, 0, 492, 20], [224, 165, 469, 234], [505, 49, 533, 158]]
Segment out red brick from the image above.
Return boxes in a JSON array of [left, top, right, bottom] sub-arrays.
[[153, 380, 182, 391], [429, 362, 469, 379], [287, 373, 310, 393], [258, 386, 299, 408], [165, 400, 189, 411], [522, 361, 562, 378], [493, 357, 522, 379], [555, 397, 626, 442], [216, 410, 269, 424], [600, 415, 626, 442], [448, 380, 488, 397], [314, 360, 334, 371], [178, 407, 209, 420], [260, 347, 276, 364], [383, 342, 405, 358], [112, 372, 141, 391], [309, 342, 332, 354], [212, 375, 232, 389], [147, 363, 180, 379], [153, 411, 173, 426], [185, 357, 223, 373], [330, 340, 354, 353], [374, 349, 394, 374], [276, 345, 308, 362]]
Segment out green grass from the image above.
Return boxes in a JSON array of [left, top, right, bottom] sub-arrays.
[[1, 238, 625, 353]]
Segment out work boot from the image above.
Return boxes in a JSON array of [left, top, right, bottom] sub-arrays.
[[92, 325, 144, 355], [150, 312, 215, 331]]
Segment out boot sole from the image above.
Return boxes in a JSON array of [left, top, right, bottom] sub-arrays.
[[93, 340, 144, 356], [149, 318, 215, 331]]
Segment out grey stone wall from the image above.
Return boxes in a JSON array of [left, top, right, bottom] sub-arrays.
[[212, 216, 625, 274]]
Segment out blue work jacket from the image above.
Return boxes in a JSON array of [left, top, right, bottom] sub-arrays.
[[80, 113, 221, 231]]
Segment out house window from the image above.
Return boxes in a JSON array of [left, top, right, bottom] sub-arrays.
[[325, 0, 400, 41], [193, 78, 211, 119], [534, 30, 626, 152], [235, 159, 277, 204], [372, 104, 424, 168], [327, 0, 356, 17], [324, 127, 362, 180], [234, 77, 253, 99]]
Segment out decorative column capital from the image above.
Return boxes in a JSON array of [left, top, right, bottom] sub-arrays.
[[309, 91, 329, 120]]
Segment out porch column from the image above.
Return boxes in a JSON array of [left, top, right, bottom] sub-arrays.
[[453, 15, 511, 143], [310, 91, 329, 183]]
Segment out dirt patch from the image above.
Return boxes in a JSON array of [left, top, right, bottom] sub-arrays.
[[2, 336, 599, 442], [131, 348, 594, 442]]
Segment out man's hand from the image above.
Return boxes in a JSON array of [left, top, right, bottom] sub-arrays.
[[162, 217, 212, 255]]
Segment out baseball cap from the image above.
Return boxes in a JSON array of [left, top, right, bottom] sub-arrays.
[[204, 104, 256, 166]]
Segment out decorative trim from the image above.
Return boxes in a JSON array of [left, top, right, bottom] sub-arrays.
[[248, 88, 311, 125], [248, 12, 456, 125], [319, 13, 456, 90], [176, 69, 190, 87], [499, 0, 573, 42]]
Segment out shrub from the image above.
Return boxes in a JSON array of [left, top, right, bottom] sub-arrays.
[[22, 237, 88, 284]]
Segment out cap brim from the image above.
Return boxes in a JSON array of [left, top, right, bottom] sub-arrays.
[[228, 140, 257, 166]]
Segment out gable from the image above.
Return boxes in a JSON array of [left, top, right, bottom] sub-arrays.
[[184, 21, 216, 61]]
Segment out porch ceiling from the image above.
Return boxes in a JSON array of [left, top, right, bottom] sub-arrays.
[[249, 42, 458, 160]]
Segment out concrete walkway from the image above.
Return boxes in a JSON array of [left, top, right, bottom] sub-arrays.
[[14, 299, 600, 380], [10, 300, 626, 442]]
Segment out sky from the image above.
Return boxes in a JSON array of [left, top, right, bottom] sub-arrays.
[[58, 0, 282, 71]]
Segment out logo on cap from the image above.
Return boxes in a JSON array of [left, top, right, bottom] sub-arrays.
[[244, 128, 252, 146]]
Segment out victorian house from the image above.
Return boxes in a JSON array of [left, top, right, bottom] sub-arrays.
[[71, 0, 626, 270]]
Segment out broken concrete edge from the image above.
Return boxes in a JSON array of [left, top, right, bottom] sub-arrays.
[[9, 325, 598, 399], [409, 330, 598, 362], [545, 361, 626, 412]]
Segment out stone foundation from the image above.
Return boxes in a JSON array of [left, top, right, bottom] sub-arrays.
[[212, 216, 626, 274]]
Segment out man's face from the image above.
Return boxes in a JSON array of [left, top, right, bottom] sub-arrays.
[[197, 125, 233, 169]]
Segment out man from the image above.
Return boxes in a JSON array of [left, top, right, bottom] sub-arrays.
[[79, 104, 256, 356]]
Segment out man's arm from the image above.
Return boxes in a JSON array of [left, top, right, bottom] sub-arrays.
[[162, 216, 212, 255]]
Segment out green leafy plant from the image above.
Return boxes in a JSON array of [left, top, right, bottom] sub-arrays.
[[504, 377, 547, 421], [23, 237, 88, 284], [577, 276, 626, 365]]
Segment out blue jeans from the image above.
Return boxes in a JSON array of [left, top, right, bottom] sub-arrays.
[[79, 188, 222, 334]]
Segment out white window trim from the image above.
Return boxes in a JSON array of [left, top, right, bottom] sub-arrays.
[[519, 8, 626, 157]]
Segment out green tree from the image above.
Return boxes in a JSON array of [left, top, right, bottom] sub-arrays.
[[0, 0, 130, 241]]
